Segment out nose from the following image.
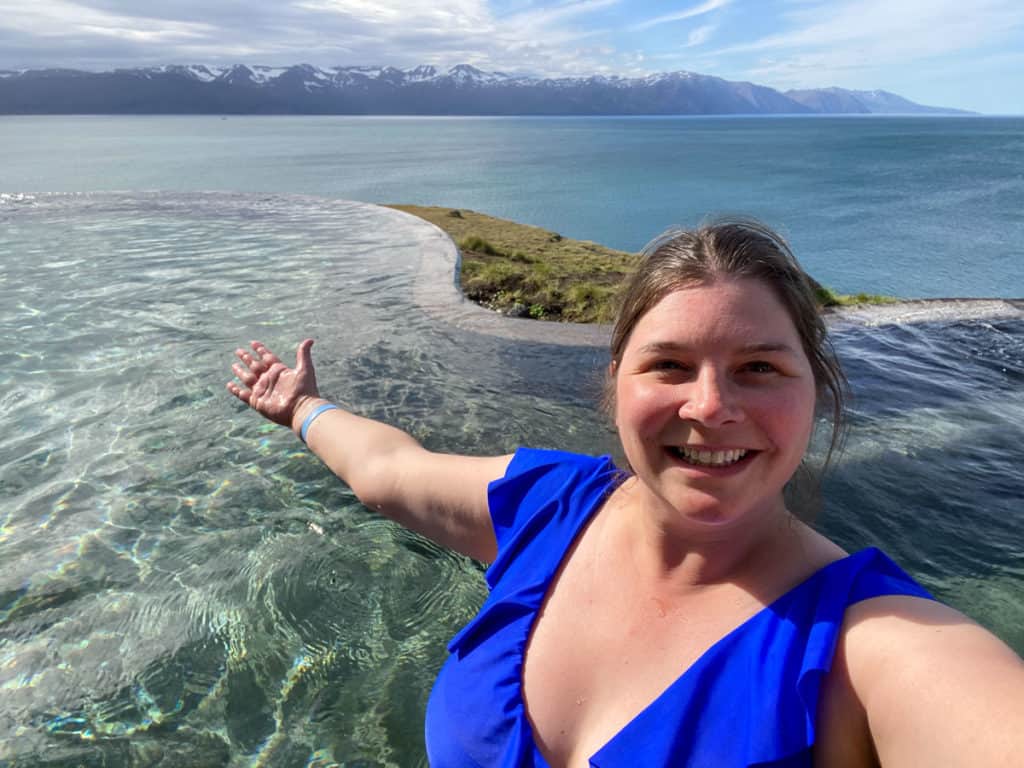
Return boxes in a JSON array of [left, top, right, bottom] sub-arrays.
[[677, 366, 744, 427]]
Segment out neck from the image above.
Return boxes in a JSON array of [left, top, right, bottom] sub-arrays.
[[603, 478, 811, 591]]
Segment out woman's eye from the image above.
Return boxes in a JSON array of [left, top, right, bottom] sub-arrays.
[[651, 360, 685, 372], [744, 361, 777, 374]]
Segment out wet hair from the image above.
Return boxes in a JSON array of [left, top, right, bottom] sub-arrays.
[[604, 219, 849, 513]]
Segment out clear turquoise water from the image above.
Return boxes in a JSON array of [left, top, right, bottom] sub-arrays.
[[0, 117, 1022, 766], [1, 115, 1022, 298]]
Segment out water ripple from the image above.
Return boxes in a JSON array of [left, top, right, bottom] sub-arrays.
[[1, 193, 1020, 767]]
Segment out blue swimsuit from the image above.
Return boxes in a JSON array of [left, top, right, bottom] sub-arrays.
[[425, 448, 933, 767]]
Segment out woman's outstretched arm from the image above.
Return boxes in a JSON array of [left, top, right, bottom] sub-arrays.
[[227, 339, 510, 562], [832, 595, 1024, 767]]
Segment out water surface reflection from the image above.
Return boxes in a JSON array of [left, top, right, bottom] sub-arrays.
[[1, 193, 1020, 766]]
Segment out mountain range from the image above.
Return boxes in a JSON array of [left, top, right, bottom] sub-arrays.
[[0, 64, 972, 116]]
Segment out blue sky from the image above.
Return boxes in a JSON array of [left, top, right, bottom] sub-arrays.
[[0, 0, 1021, 113]]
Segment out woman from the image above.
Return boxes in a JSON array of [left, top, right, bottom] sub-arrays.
[[227, 221, 1023, 767]]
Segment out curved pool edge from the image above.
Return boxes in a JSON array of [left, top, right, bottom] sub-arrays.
[[825, 298, 1024, 328], [6, 193, 1019, 348], [392, 203, 614, 348]]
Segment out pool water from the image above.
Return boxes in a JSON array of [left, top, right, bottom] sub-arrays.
[[1, 193, 1021, 766]]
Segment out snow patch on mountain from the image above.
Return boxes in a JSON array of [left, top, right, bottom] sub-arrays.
[[249, 65, 290, 84], [404, 65, 438, 82], [0, 63, 971, 115]]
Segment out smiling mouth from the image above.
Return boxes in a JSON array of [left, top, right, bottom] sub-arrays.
[[669, 446, 753, 468]]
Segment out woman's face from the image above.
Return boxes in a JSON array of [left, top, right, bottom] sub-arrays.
[[613, 277, 817, 529]]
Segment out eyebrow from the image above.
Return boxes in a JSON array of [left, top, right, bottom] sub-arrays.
[[638, 341, 798, 356]]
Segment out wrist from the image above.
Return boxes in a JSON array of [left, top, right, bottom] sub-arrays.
[[291, 396, 330, 436]]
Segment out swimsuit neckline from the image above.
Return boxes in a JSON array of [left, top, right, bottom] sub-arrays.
[[515, 460, 865, 766]]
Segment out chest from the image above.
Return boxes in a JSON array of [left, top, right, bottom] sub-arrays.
[[430, 554, 890, 768], [521, 557, 767, 766], [521, 559, 877, 768]]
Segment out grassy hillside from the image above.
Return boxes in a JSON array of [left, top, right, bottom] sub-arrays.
[[387, 205, 895, 322]]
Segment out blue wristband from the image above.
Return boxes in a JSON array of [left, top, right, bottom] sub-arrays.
[[300, 403, 338, 443]]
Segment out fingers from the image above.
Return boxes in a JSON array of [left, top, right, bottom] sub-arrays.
[[250, 364, 283, 409], [228, 339, 313, 411], [234, 347, 263, 378], [231, 361, 257, 386], [230, 344, 267, 402], [251, 340, 281, 366], [234, 341, 279, 374], [225, 380, 252, 404], [233, 342, 277, 389], [295, 338, 314, 373]]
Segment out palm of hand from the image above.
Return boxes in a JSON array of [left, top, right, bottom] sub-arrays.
[[227, 339, 319, 429]]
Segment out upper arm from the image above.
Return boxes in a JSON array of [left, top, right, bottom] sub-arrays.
[[842, 595, 1024, 767], [297, 405, 512, 560], [360, 447, 513, 563]]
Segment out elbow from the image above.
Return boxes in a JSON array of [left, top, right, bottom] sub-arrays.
[[347, 468, 391, 513], [345, 453, 406, 515]]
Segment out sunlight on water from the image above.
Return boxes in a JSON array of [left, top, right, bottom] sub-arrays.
[[1, 193, 1021, 766]]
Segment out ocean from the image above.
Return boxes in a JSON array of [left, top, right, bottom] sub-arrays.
[[0, 116, 1022, 767], [2, 114, 1022, 297]]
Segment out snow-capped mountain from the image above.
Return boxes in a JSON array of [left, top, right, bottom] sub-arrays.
[[785, 86, 968, 115], [0, 64, 971, 115]]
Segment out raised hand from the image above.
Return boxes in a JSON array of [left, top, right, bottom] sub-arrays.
[[227, 339, 321, 430]]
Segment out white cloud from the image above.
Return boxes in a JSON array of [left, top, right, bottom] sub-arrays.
[[293, 0, 405, 23], [696, 0, 1024, 93], [717, 0, 1023, 62], [686, 24, 715, 47], [503, 0, 620, 27], [0, 0, 215, 41], [630, 0, 731, 32], [386, 0, 629, 74], [6, 0, 1015, 96], [293, 0, 492, 31], [0, 0, 643, 75]]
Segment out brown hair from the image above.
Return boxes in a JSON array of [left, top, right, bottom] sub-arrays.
[[606, 219, 849, 502]]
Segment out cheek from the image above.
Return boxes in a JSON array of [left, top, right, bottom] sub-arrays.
[[615, 381, 674, 432], [757, 385, 817, 446]]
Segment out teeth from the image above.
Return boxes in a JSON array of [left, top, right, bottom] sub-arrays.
[[674, 446, 749, 467]]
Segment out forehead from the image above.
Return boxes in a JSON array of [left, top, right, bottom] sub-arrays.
[[627, 278, 803, 350]]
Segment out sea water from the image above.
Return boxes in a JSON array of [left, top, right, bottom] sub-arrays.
[[0, 117, 1022, 766], [1, 115, 1022, 297]]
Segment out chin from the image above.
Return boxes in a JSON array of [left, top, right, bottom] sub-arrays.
[[657, 485, 788, 532]]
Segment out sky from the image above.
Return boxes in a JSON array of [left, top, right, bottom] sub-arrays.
[[0, 0, 1021, 114]]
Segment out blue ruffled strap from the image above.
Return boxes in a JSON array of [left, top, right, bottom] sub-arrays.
[[486, 448, 620, 587], [590, 548, 933, 767], [431, 448, 621, 768], [447, 448, 619, 656]]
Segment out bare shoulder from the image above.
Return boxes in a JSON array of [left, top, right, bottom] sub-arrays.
[[840, 594, 1024, 767]]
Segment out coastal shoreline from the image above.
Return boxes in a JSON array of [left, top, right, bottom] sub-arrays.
[[389, 204, 1024, 347]]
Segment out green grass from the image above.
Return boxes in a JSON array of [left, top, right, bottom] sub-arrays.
[[458, 235, 502, 256], [814, 284, 898, 308], [387, 204, 899, 322], [388, 205, 635, 323]]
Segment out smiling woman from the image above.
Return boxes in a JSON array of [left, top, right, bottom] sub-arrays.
[[610, 280, 818, 529], [228, 219, 1024, 767], [603, 221, 848, 528]]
